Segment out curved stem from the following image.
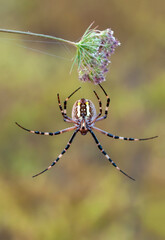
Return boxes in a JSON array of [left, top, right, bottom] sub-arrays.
[[0, 28, 76, 47]]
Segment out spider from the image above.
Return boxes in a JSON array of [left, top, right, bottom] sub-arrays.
[[16, 85, 157, 180]]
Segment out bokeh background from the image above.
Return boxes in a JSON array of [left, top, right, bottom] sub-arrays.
[[0, 0, 164, 239]]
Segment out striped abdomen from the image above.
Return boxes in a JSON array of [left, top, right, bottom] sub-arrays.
[[72, 98, 97, 121]]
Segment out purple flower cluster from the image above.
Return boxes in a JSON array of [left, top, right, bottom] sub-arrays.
[[77, 28, 120, 85]]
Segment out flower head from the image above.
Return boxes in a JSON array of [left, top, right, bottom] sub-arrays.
[[74, 24, 120, 84], [0, 24, 120, 85]]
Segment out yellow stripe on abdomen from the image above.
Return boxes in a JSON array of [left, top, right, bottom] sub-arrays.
[[77, 101, 81, 118], [86, 101, 90, 117]]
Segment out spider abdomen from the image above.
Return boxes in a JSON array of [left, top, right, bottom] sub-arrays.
[[72, 98, 97, 121]]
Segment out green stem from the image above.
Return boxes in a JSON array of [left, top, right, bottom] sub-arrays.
[[0, 28, 77, 47]]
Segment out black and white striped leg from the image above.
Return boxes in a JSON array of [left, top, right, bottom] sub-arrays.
[[89, 129, 135, 181], [32, 129, 79, 177], [63, 87, 81, 115], [93, 126, 158, 141], [57, 93, 64, 116], [16, 122, 76, 136], [95, 84, 110, 122], [57, 93, 76, 123], [91, 90, 102, 123]]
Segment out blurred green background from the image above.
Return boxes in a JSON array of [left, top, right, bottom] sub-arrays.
[[0, 0, 164, 239]]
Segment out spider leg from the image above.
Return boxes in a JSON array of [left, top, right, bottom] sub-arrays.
[[57, 93, 74, 122], [16, 122, 76, 136], [32, 129, 79, 177], [93, 126, 158, 141], [57, 87, 81, 123], [89, 129, 135, 181], [90, 90, 102, 123], [63, 87, 81, 115], [95, 84, 110, 122]]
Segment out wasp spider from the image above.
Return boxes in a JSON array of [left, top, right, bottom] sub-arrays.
[[16, 85, 157, 180]]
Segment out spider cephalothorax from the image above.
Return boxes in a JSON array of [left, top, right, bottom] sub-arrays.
[[16, 84, 157, 180]]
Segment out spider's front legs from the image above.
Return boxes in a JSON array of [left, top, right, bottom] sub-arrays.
[[90, 90, 102, 124], [57, 87, 81, 123], [57, 94, 74, 123], [63, 87, 81, 115], [89, 129, 135, 181], [15, 122, 76, 136], [32, 129, 79, 177], [93, 127, 158, 141], [95, 84, 110, 122]]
